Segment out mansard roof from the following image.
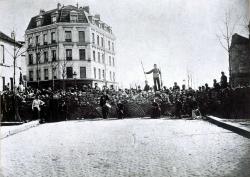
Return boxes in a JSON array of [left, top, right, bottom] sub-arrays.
[[26, 5, 89, 30]]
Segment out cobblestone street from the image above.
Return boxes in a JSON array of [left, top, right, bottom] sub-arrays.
[[1, 118, 250, 177]]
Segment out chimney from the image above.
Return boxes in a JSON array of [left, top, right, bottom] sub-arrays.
[[57, 3, 61, 10], [94, 14, 100, 20], [83, 6, 90, 13], [11, 31, 15, 40], [40, 9, 45, 15]]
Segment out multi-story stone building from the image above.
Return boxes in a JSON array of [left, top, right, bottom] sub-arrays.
[[0, 31, 24, 91], [229, 33, 250, 87], [25, 3, 116, 89]]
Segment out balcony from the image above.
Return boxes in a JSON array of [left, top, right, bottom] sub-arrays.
[[65, 39, 72, 42]]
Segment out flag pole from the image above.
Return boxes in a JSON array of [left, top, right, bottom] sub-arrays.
[[141, 60, 147, 82]]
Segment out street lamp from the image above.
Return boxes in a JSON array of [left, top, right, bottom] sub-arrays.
[[73, 71, 77, 89]]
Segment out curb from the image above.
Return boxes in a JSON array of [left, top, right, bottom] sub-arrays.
[[0, 120, 40, 139], [205, 116, 250, 138]]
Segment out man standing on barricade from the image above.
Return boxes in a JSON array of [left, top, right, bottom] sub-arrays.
[[100, 91, 110, 119], [145, 64, 162, 91]]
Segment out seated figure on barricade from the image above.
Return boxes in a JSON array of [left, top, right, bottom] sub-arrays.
[[151, 98, 161, 118], [117, 100, 125, 119]]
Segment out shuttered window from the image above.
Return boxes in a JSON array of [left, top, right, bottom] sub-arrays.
[[66, 67, 73, 78], [66, 49, 72, 60], [79, 49, 85, 60], [80, 67, 86, 78], [79, 31, 85, 42]]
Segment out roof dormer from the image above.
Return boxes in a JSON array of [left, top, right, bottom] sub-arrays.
[[51, 11, 59, 24], [36, 15, 43, 27], [70, 10, 78, 23]]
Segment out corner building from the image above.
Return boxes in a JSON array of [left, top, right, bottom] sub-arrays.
[[25, 4, 116, 89]]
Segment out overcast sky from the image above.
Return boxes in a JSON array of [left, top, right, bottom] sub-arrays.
[[0, 0, 249, 88]]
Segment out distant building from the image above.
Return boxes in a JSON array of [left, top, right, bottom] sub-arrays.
[[229, 33, 250, 87], [0, 31, 24, 91], [25, 3, 117, 89]]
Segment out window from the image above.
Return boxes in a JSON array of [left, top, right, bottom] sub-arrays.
[[98, 52, 100, 63], [52, 50, 56, 61], [102, 70, 105, 79], [66, 49, 72, 60], [108, 41, 111, 50], [0, 45, 4, 64], [53, 68, 57, 79], [79, 49, 85, 60], [28, 37, 32, 46], [36, 36, 40, 46], [98, 68, 101, 79], [97, 35, 100, 46], [102, 54, 105, 64], [44, 69, 49, 80], [66, 67, 73, 78], [113, 72, 115, 81], [101, 37, 104, 47], [43, 34, 47, 45], [109, 56, 111, 66], [92, 33, 95, 44], [44, 51, 48, 63], [70, 15, 78, 22], [93, 50, 96, 61], [80, 67, 86, 78], [79, 31, 85, 42], [65, 31, 72, 42], [36, 20, 41, 27], [51, 32, 56, 43], [110, 71, 112, 81], [112, 57, 115, 66], [94, 67, 96, 79], [28, 54, 33, 65], [36, 53, 40, 64], [29, 70, 33, 81], [52, 16, 57, 23]]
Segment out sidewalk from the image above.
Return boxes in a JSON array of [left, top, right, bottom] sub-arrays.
[[206, 116, 250, 138], [0, 120, 40, 139]]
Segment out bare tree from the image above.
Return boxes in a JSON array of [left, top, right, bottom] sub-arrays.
[[216, 8, 241, 83], [48, 60, 59, 90], [60, 55, 73, 90], [216, 8, 240, 54]]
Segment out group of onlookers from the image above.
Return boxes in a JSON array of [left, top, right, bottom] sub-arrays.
[[1, 71, 250, 122]]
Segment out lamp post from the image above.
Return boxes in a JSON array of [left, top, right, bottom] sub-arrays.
[[73, 71, 77, 89]]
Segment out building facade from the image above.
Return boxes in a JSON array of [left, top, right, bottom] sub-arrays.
[[229, 33, 250, 87], [0, 31, 24, 91], [25, 4, 116, 89]]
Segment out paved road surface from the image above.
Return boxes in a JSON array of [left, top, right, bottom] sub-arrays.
[[1, 118, 250, 177]]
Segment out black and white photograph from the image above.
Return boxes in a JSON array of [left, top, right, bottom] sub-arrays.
[[0, 0, 250, 176]]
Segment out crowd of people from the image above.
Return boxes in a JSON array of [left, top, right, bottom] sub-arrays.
[[1, 70, 250, 123]]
